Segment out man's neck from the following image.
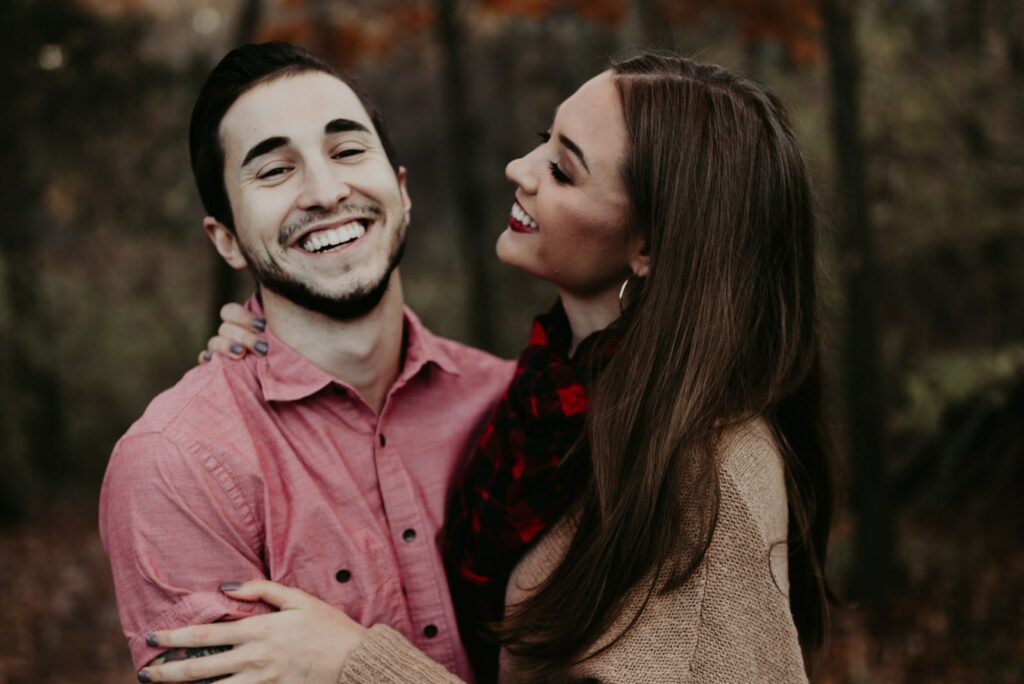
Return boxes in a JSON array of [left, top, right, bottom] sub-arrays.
[[261, 271, 406, 414], [558, 286, 621, 357]]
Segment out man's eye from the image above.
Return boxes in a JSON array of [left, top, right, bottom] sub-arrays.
[[334, 148, 364, 159], [258, 166, 290, 180]]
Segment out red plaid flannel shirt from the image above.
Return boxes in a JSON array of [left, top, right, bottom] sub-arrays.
[[442, 301, 621, 682]]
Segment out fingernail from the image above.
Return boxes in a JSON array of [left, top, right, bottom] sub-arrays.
[[220, 581, 242, 592], [137, 670, 152, 683], [145, 633, 158, 647], [252, 318, 266, 332], [201, 350, 212, 363], [254, 340, 268, 356], [229, 343, 244, 355]]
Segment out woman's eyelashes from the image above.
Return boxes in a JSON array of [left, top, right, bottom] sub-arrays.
[[536, 131, 572, 185], [548, 160, 571, 185]]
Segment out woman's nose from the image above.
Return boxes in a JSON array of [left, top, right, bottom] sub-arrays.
[[505, 154, 537, 194]]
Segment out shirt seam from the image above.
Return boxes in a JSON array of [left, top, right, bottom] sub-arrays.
[[162, 426, 263, 553]]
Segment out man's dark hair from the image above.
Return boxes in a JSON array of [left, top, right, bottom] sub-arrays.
[[189, 42, 400, 231]]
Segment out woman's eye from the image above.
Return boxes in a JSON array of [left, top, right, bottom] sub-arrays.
[[548, 160, 571, 185], [536, 130, 551, 144]]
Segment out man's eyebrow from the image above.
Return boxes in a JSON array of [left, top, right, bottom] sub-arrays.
[[558, 133, 590, 173], [241, 136, 289, 168], [325, 118, 371, 135]]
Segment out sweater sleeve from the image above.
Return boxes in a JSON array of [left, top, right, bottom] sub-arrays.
[[339, 624, 466, 684]]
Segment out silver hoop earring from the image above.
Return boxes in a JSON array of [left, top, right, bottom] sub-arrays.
[[618, 278, 633, 313]]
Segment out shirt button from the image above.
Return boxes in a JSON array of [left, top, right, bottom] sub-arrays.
[[335, 569, 351, 583], [402, 528, 417, 542], [379, 433, 386, 447], [423, 624, 438, 639]]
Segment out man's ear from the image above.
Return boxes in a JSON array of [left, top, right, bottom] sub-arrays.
[[203, 217, 248, 270], [397, 166, 412, 221]]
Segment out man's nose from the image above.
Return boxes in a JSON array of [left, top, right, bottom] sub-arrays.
[[297, 160, 350, 210]]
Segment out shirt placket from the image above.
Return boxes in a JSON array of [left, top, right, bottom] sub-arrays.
[[374, 412, 463, 677]]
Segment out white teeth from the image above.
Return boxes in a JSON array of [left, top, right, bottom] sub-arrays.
[[301, 220, 367, 253], [511, 203, 538, 229]]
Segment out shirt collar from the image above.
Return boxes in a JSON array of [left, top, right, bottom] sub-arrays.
[[252, 301, 461, 404]]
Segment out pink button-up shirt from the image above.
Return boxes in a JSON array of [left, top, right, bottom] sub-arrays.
[[99, 307, 513, 678]]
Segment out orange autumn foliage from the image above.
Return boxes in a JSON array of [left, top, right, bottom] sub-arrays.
[[667, 0, 821, 65], [256, 18, 316, 48], [257, 1, 437, 69], [567, 0, 624, 27], [258, 0, 820, 68], [482, 0, 560, 19]]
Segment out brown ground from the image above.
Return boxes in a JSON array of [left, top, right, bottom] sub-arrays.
[[1, 498, 1020, 683]]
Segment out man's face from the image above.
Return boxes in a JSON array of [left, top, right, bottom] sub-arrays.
[[214, 71, 411, 320]]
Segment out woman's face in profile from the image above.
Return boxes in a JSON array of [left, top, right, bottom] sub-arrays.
[[497, 71, 646, 298]]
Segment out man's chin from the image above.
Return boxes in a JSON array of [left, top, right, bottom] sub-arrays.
[[243, 234, 405, 323], [260, 276, 392, 322]]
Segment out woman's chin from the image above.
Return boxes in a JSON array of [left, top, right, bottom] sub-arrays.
[[495, 229, 529, 268]]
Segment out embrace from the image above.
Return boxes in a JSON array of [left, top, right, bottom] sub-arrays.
[[100, 42, 833, 683]]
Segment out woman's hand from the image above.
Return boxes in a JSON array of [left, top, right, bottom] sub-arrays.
[[198, 303, 268, 365], [139, 580, 367, 683]]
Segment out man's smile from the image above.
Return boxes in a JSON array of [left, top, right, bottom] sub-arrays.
[[297, 218, 370, 254]]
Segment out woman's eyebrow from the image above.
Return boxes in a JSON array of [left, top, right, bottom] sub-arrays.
[[559, 133, 590, 174]]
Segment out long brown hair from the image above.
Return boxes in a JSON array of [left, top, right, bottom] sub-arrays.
[[499, 54, 834, 677]]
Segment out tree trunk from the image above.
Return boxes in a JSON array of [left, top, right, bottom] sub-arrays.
[[820, 0, 894, 605], [208, 0, 264, 335], [434, 0, 494, 350]]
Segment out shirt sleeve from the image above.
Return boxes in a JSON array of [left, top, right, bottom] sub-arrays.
[[99, 430, 273, 668]]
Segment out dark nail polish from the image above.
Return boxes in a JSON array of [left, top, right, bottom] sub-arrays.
[[252, 318, 266, 332], [145, 633, 158, 647], [229, 343, 244, 355], [137, 670, 152, 683], [201, 350, 212, 363], [220, 581, 242, 592], [254, 340, 268, 356]]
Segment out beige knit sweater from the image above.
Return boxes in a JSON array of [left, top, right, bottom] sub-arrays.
[[340, 418, 808, 683]]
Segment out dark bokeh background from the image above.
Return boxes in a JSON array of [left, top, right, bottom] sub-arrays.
[[1, 0, 1021, 682]]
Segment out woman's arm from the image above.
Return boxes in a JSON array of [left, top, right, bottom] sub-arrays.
[[139, 581, 464, 684]]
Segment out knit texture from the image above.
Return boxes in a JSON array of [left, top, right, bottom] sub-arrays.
[[340, 418, 808, 683]]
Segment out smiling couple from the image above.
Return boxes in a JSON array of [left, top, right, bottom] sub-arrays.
[[101, 42, 833, 684]]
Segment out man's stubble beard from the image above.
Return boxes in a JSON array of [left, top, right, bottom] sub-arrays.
[[239, 218, 407, 322]]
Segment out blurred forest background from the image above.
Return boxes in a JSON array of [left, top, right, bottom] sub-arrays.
[[1, 0, 1021, 681]]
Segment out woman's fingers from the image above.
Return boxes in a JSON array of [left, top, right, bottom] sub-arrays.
[[197, 303, 267, 365], [149, 621, 247, 650], [216, 321, 267, 356], [139, 644, 245, 682], [221, 579, 309, 611], [221, 302, 264, 332]]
